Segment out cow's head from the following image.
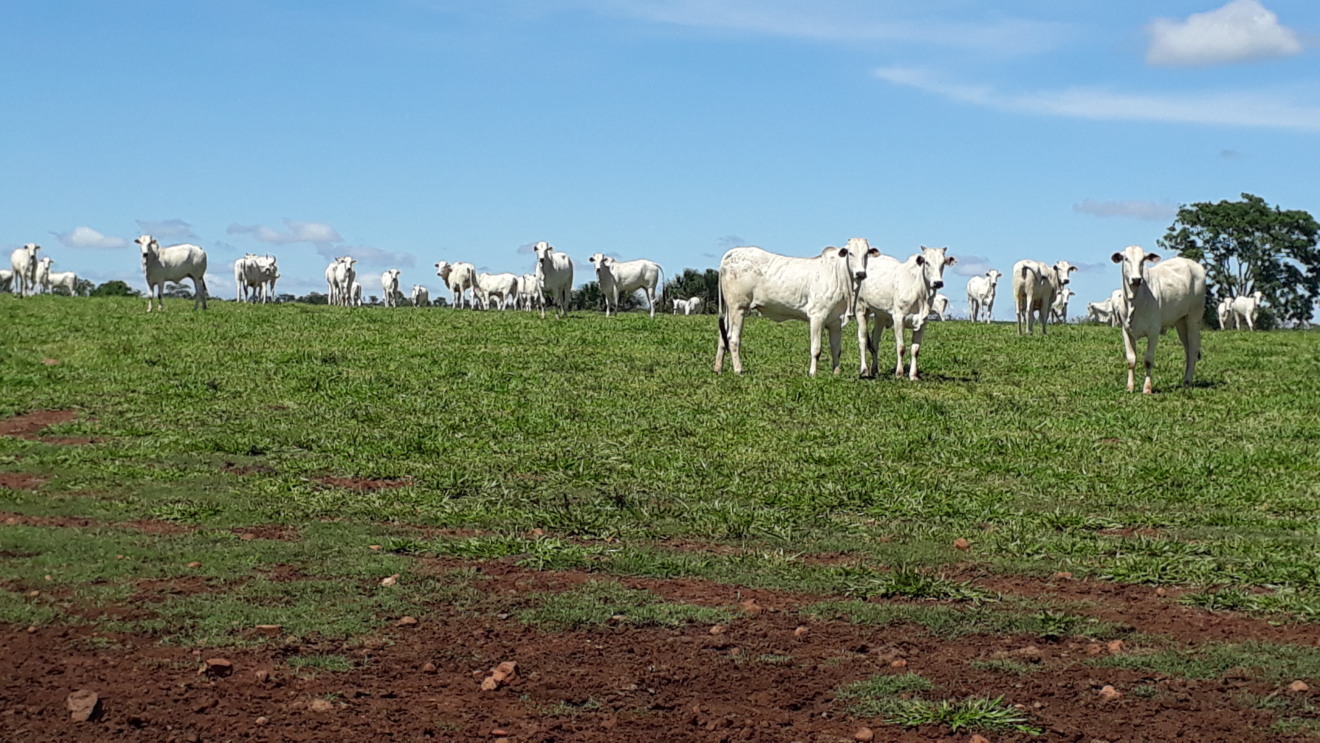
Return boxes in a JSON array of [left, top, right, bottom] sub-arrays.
[[135, 235, 157, 255], [914, 245, 956, 292], [533, 241, 554, 263], [1053, 260, 1077, 286], [1110, 246, 1158, 293], [587, 253, 613, 272], [435, 260, 451, 279], [840, 237, 881, 281], [986, 269, 1002, 285]]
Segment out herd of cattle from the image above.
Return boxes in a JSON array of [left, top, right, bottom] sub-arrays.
[[6, 235, 1266, 392]]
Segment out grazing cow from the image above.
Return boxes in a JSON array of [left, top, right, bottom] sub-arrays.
[[476, 272, 520, 310], [715, 238, 879, 377], [45, 269, 80, 295], [434, 260, 479, 309], [381, 269, 403, 307], [1013, 259, 1076, 335], [854, 245, 957, 380], [324, 256, 357, 307], [1216, 296, 1234, 329], [930, 293, 950, 321], [350, 281, 363, 307], [517, 273, 543, 312], [587, 254, 664, 317], [1230, 291, 1264, 331], [9, 243, 41, 298], [33, 257, 54, 294], [673, 297, 703, 315], [0, 269, 13, 293], [1111, 245, 1206, 394], [136, 235, 208, 312], [1050, 288, 1075, 324], [966, 269, 1002, 324], [410, 284, 429, 307], [532, 241, 573, 318], [235, 254, 278, 303]]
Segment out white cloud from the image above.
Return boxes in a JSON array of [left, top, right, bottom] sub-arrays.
[[950, 254, 995, 278], [1073, 199, 1177, 221], [52, 226, 128, 250], [314, 244, 416, 268], [135, 219, 197, 242], [1146, 0, 1302, 67], [874, 66, 1320, 131], [228, 220, 344, 245]]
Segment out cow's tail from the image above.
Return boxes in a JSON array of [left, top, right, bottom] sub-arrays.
[[656, 266, 666, 308], [717, 279, 729, 352]]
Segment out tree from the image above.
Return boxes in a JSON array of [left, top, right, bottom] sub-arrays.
[[73, 278, 94, 296], [1158, 193, 1320, 327], [297, 292, 329, 305], [662, 268, 719, 311], [89, 280, 140, 297]]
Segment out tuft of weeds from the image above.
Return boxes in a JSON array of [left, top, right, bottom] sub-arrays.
[[286, 654, 355, 673], [1092, 640, 1320, 683], [887, 696, 1040, 735], [518, 580, 731, 631]]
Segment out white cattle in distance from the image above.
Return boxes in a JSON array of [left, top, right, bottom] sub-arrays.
[[1111, 245, 1206, 394], [587, 253, 664, 317], [854, 245, 957, 380], [136, 235, 208, 312], [33, 257, 55, 294], [235, 254, 278, 303], [673, 297, 703, 315], [1087, 297, 1117, 326], [965, 269, 1002, 324], [324, 256, 357, 307], [715, 237, 879, 377], [381, 269, 403, 307], [1216, 296, 1233, 329], [532, 241, 573, 318], [410, 284, 429, 307], [46, 270, 80, 295], [517, 273, 543, 312], [1013, 259, 1075, 335], [350, 281, 363, 307], [930, 292, 950, 321], [476, 272, 520, 310], [9, 243, 41, 298], [1229, 291, 1264, 331], [1050, 288, 1075, 324], [0, 269, 13, 293], [434, 260, 479, 309]]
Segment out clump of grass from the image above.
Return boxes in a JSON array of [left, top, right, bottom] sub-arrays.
[[1092, 640, 1320, 683], [286, 654, 354, 672], [837, 673, 935, 716], [887, 696, 1040, 735], [518, 580, 732, 631], [853, 566, 994, 602], [969, 658, 1035, 675], [806, 599, 1115, 639]]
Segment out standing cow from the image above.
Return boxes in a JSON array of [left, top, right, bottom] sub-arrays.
[[1111, 245, 1206, 394], [966, 269, 1002, 324], [532, 241, 573, 318], [9, 243, 41, 298], [587, 254, 664, 317], [716, 238, 879, 377], [1013, 259, 1075, 335], [381, 269, 403, 307], [137, 235, 208, 312], [1229, 291, 1264, 330], [854, 245, 956, 380]]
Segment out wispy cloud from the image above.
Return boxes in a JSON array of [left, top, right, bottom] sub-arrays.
[[1073, 199, 1177, 221], [874, 66, 1320, 132], [586, 0, 1068, 55], [52, 226, 127, 250], [314, 244, 416, 268], [136, 219, 197, 242], [950, 254, 995, 278], [228, 220, 345, 245], [1146, 0, 1302, 67]]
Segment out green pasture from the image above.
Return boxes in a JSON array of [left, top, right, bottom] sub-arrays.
[[1, 295, 1319, 641]]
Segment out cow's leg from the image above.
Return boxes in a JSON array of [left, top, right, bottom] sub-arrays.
[[1017, 296, 1027, 335], [723, 308, 747, 374], [1175, 315, 1200, 386], [807, 316, 826, 377], [908, 319, 925, 380], [892, 316, 905, 378], [827, 318, 843, 375], [855, 310, 871, 377], [1142, 331, 1159, 394], [194, 275, 208, 310], [1121, 328, 1138, 392]]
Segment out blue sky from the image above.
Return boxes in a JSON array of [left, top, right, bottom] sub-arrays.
[[5, 0, 1319, 315]]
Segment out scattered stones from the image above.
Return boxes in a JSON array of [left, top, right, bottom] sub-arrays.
[[854, 727, 874, 741], [421, 662, 437, 673], [253, 670, 270, 683], [255, 716, 269, 725], [368, 545, 382, 551], [254, 624, 282, 637], [25, 626, 37, 634], [396, 616, 418, 627], [309, 698, 335, 712], [380, 574, 399, 586], [994, 645, 1042, 663], [953, 537, 972, 551], [890, 659, 908, 669], [66, 690, 101, 722], [491, 730, 509, 736], [1098, 685, 1122, 702], [1289, 680, 1310, 693], [1155, 587, 1168, 598], [1052, 571, 1074, 580], [1106, 639, 1125, 654], [793, 625, 809, 638], [480, 661, 518, 691], [27, 590, 39, 597], [739, 598, 764, 616], [200, 658, 234, 678], [709, 624, 727, 635], [969, 735, 991, 743], [186, 561, 202, 569]]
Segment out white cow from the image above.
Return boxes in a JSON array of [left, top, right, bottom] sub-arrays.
[[1087, 298, 1117, 326], [1229, 291, 1264, 331], [0, 269, 13, 293], [350, 281, 363, 307], [587, 254, 664, 317], [324, 256, 357, 307], [930, 293, 950, 321], [1111, 245, 1206, 394], [235, 254, 278, 303], [966, 269, 1002, 324], [1013, 259, 1076, 335], [9, 243, 41, 298], [136, 235, 208, 312], [517, 273, 543, 312], [476, 272, 520, 310], [1216, 296, 1233, 329], [46, 270, 80, 296], [854, 245, 957, 380], [434, 260, 479, 309], [410, 284, 429, 307], [716, 238, 879, 377], [673, 297, 703, 315], [532, 241, 573, 318], [33, 257, 54, 294], [381, 269, 403, 307], [1050, 288, 1075, 324]]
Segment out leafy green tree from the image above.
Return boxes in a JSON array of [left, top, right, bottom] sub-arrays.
[[72, 278, 94, 296], [89, 280, 140, 297], [1158, 193, 1320, 327], [298, 292, 329, 305], [662, 268, 719, 312]]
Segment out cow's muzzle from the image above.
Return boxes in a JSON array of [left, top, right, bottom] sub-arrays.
[[932, 281, 944, 289]]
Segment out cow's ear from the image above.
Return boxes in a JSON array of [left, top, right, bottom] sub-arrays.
[[1110, 252, 1124, 263], [868, 247, 880, 257], [1068, 264, 1077, 272], [914, 255, 925, 266], [1145, 253, 1160, 263], [945, 256, 956, 266], [834, 247, 848, 258]]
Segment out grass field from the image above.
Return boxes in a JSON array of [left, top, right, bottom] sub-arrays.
[[3, 295, 1320, 740]]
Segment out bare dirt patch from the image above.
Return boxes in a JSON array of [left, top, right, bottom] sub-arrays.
[[0, 409, 98, 444], [232, 524, 301, 542], [0, 473, 49, 490]]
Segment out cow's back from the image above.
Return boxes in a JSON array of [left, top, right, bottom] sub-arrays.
[[721, 247, 829, 321], [1013, 260, 1054, 308], [1148, 257, 1206, 325]]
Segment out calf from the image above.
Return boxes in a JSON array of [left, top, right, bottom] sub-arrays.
[[588, 254, 664, 317], [137, 235, 208, 312], [716, 237, 878, 377], [1013, 260, 1075, 334], [1111, 245, 1206, 393], [532, 241, 574, 318], [966, 269, 1002, 323], [854, 245, 956, 380]]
